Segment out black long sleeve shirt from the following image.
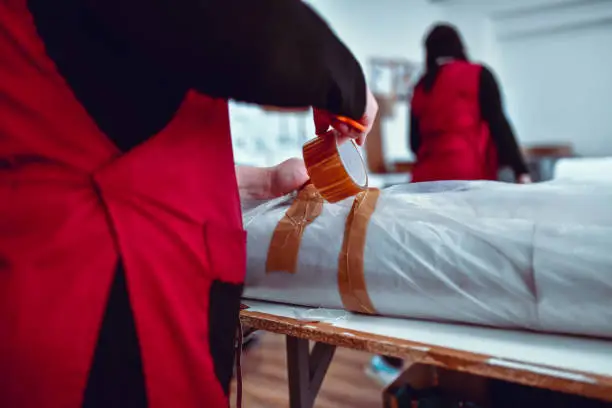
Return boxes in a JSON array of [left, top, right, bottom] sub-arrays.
[[88, 0, 368, 122], [409, 66, 528, 176]]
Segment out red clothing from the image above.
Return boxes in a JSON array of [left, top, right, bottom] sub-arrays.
[[0, 3, 244, 407], [410, 61, 498, 182]]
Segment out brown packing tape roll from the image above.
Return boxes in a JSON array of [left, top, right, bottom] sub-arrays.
[[265, 184, 324, 274], [338, 188, 380, 315], [303, 131, 368, 203]]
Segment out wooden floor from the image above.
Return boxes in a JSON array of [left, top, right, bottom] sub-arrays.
[[231, 332, 384, 408]]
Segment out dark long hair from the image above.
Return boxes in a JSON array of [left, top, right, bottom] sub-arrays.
[[420, 23, 469, 92]]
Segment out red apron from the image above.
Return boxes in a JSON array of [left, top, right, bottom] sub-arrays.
[[0, 2, 245, 407], [410, 61, 498, 182]]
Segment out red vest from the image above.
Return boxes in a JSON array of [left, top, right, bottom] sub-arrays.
[[410, 61, 498, 182], [0, 2, 244, 407]]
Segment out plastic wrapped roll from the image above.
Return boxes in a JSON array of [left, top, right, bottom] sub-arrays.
[[243, 179, 612, 339]]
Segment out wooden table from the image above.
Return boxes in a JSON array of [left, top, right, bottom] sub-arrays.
[[240, 301, 612, 408]]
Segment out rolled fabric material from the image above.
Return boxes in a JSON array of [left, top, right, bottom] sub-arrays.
[[244, 179, 612, 339]]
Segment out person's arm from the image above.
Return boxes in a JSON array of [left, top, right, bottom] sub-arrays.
[[87, 0, 366, 120], [236, 158, 308, 200], [479, 66, 529, 178]]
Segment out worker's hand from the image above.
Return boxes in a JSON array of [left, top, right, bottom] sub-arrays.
[[269, 158, 309, 197], [236, 158, 309, 200], [517, 174, 532, 184], [313, 87, 378, 146]]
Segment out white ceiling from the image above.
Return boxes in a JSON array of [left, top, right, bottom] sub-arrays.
[[430, 0, 602, 16]]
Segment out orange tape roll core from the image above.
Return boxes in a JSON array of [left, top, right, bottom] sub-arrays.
[[302, 131, 368, 203]]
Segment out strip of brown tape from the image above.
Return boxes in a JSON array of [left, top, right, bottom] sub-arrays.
[[265, 184, 324, 274], [338, 188, 380, 314]]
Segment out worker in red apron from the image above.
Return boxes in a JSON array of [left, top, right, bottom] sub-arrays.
[[0, 1, 377, 407], [409, 24, 530, 184], [367, 23, 529, 387]]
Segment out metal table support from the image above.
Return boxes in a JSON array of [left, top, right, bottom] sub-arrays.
[[286, 335, 337, 408]]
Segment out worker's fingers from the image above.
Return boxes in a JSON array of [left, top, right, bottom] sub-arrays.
[[336, 129, 366, 147], [269, 158, 309, 197], [313, 109, 367, 147], [517, 174, 533, 184], [362, 87, 379, 136], [335, 133, 351, 146], [355, 132, 366, 146], [235, 159, 309, 200], [332, 122, 351, 135], [314, 110, 361, 139]]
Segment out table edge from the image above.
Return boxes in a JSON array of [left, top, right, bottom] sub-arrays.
[[240, 309, 612, 402]]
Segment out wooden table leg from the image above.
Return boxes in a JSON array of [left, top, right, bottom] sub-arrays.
[[286, 335, 336, 408]]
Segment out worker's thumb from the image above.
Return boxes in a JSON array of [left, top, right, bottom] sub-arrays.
[[270, 158, 309, 197]]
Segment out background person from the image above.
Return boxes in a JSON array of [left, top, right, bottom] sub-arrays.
[[409, 23, 530, 184], [368, 22, 529, 387]]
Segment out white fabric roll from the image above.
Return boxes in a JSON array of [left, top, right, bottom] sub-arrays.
[[243, 180, 612, 338]]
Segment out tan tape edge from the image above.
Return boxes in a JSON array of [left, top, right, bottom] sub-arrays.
[[338, 188, 380, 314], [265, 184, 324, 274]]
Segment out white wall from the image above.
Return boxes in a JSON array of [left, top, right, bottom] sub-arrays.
[[438, 4, 493, 64], [306, 0, 442, 69], [438, 0, 612, 156], [492, 1, 612, 156]]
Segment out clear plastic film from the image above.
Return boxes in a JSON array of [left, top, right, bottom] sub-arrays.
[[291, 308, 348, 323], [243, 179, 612, 339]]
